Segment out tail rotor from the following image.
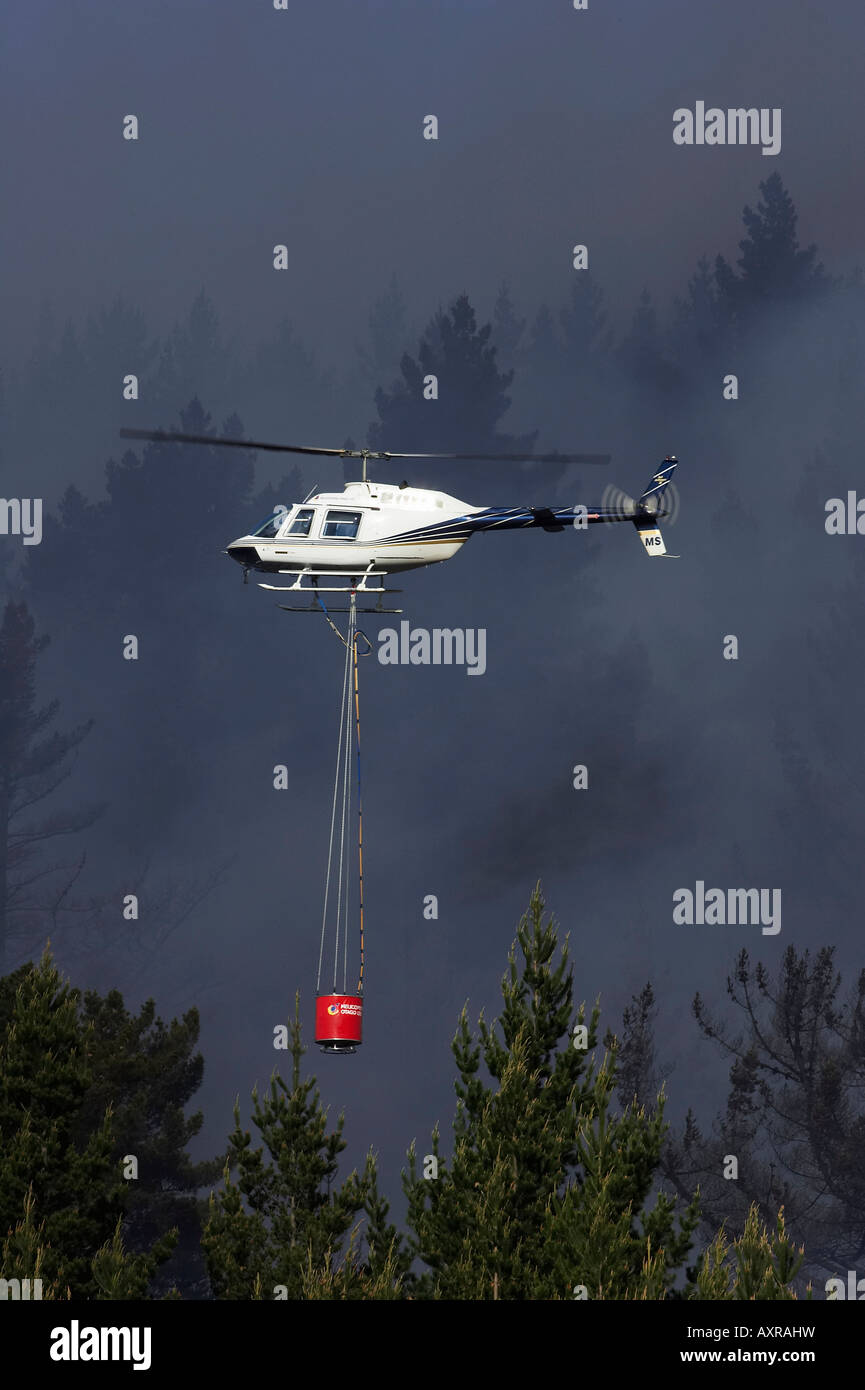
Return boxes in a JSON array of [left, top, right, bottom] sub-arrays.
[[600, 482, 639, 522]]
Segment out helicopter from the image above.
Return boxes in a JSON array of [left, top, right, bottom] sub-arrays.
[[119, 427, 680, 610]]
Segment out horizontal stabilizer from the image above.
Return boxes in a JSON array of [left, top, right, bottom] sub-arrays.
[[633, 516, 668, 555]]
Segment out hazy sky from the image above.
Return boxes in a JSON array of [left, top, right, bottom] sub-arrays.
[[5, 1, 864, 362]]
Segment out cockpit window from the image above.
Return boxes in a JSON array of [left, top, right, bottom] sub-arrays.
[[322, 509, 362, 539], [250, 511, 285, 539], [286, 507, 315, 536]]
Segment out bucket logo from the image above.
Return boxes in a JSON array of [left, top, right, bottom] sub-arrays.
[[327, 1003, 340, 1016]]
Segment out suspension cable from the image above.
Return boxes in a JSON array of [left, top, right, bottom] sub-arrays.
[[352, 606, 365, 995], [335, 599, 357, 992], [316, 606, 353, 994], [315, 590, 368, 999]]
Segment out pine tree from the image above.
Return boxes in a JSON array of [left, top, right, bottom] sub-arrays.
[[613, 981, 664, 1111], [491, 281, 526, 369], [621, 947, 863, 1289], [519, 283, 616, 445], [0, 1186, 63, 1299], [0, 950, 175, 1297], [203, 997, 397, 1299], [618, 289, 678, 397], [670, 255, 731, 371], [403, 887, 700, 1299], [715, 174, 831, 326], [83, 296, 158, 427], [240, 316, 334, 445], [369, 293, 535, 495], [90, 1219, 171, 1300], [150, 291, 239, 424], [0, 597, 203, 986], [526, 303, 560, 365], [689, 1205, 808, 1300], [7, 294, 157, 497], [558, 276, 612, 368], [106, 399, 255, 584], [0, 601, 103, 972], [550, 1075, 697, 1299], [74, 988, 223, 1299], [357, 274, 410, 390], [300, 1159, 409, 1301]]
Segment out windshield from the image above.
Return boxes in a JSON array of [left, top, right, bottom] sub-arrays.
[[250, 511, 284, 538]]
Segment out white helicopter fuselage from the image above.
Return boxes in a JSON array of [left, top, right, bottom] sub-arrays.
[[227, 480, 481, 577], [224, 456, 680, 589]]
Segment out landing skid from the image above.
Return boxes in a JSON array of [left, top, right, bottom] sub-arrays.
[[258, 564, 397, 595], [261, 564, 403, 613]]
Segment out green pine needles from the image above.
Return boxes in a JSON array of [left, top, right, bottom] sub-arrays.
[[1, 892, 809, 1299]]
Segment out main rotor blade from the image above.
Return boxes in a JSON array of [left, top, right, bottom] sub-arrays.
[[119, 428, 354, 457], [119, 428, 610, 466], [402, 451, 611, 465]]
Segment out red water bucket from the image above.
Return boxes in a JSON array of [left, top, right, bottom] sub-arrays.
[[315, 993, 363, 1052]]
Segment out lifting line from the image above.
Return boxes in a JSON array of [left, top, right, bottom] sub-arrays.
[[315, 591, 369, 998], [352, 607, 365, 995]]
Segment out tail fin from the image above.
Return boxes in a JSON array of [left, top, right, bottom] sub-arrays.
[[637, 456, 678, 512], [634, 456, 678, 557]]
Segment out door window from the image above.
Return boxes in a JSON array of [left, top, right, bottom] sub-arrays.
[[286, 507, 316, 536], [322, 509, 362, 539]]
